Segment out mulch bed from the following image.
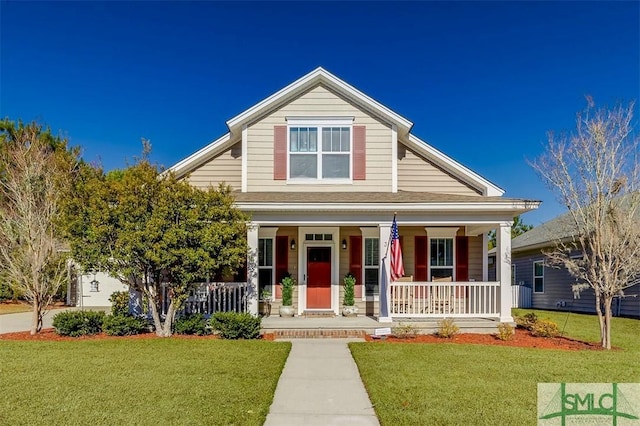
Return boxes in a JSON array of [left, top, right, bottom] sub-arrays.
[[0, 328, 276, 341], [364, 328, 604, 351], [0, 328, 599, 350]]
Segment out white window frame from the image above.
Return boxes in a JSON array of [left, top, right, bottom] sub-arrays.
[[428, 237, 456, 281], [258, 227, 278, 299], [286, 117, 354, 183], [533, 260, 544, 293], [360, 227, 379, 301]]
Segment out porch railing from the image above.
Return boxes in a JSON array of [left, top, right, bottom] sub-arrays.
[[390, 281, 500, 318], [162, 282, 248, 316]]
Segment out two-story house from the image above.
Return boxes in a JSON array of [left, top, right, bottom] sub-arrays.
[[169, 67, 539, 323]]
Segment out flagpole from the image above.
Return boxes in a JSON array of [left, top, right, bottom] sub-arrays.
[[381, 212, 396, 261], [379, 212, 397, 323]]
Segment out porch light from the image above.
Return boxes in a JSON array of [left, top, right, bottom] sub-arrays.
[[342, 239, 347, 250], [290, 239, 296, 250]]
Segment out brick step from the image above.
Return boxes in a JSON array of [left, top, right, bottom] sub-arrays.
[[302, 310, 336, 318], [271, 329, 366, 339]]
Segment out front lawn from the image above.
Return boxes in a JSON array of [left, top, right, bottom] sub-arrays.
[[0, 339, 291, 425], [350, 310, 639, 425], [0, 301, 32, 315]]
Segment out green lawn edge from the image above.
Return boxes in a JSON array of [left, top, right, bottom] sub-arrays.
[[350, 310, 639, 426]]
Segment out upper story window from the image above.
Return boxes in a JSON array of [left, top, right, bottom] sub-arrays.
[[289, 126, 351, 180]]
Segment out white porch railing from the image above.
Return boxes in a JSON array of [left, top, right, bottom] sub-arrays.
[[390, 281, 501, 318], [162, 282, 248, 316]]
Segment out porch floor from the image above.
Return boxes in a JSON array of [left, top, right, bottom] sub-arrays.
[[261, 315, 500, 338]]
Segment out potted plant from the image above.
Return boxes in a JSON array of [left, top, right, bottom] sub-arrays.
[[279, 273, 295, 317], [342, 272, 358, 317], [259, 289, 272, 317]]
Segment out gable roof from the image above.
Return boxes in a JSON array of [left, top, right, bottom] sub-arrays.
[[512, 194, 640, 252], [511, 212, 576, 252], [168, 67, 504, 195]]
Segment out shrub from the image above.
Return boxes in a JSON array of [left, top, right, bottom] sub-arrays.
[[436, 318, 459, 338], [393, 323, 418, 339], [531, 319, 560, 338], [53, 310, 105, 337], [496, 323, 515, 341], [514, 312, 538, 330], [109, 291, 129, 317], [174, 313, 209, 336], [210, 312, 261, 339], [281, 274, 295, 306], [343, 273, 356, 307], [102, 314, 149, 336]]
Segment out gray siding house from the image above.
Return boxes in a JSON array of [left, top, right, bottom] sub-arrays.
[[509, 212, 639, 318]]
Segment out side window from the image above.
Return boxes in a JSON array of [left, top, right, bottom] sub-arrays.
[[533, 261, 544, 293]]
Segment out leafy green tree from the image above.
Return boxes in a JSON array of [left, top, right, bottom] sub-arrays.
[[487, 215, 534, 249], [64, 146, 248, 336], [0, 119, 79, 334]]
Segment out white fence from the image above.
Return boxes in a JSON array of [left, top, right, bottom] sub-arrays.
[[390, 281, 501, 318], [511, 285, 532, 308]]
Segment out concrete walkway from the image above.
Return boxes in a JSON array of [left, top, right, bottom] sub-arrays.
[[264, 338, 379, 426]]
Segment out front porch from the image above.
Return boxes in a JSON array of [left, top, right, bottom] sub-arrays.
[[245, 219, 515, 323]]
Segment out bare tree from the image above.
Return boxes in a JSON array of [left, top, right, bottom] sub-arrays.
[[532, 99, 640, 349], [0, 120, 76, 334]]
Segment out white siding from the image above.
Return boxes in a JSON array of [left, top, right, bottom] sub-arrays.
[[186, 142, 242, 190], [398, 143, 480, 195]]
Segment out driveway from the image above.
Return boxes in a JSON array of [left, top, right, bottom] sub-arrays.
[[0, 307, 108, 334]]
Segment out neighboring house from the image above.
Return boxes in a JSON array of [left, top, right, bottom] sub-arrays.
[[67, 271, 128, 308], [168, 67, 539, 322], [510, 212, 640, 318]]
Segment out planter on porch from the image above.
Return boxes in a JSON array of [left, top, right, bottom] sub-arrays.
[[279, 274, 295, 317], [342, 272, 358, 317], [279, 305, 295, 317], [342, 305, 359, 317]]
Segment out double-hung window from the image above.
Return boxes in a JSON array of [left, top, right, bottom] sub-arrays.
[[430, 238, 454, 280], [258, 238, 273, 296], [364, 238, 379, 297], [289, 122, 351, 180], [533, 261, 544, 293]]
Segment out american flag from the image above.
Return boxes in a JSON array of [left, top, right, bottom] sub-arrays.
[[390, 216, 405, 281]]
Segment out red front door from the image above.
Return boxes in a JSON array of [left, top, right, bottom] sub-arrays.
[[307, 247, 332, 309]]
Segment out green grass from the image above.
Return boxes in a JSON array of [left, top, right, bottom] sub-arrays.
[[0, 338, 291, 426], [0, 301, 32, 315], [350, 310, 639, 426]]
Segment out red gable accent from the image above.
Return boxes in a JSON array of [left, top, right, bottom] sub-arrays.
[[353, 125, 366, 180]]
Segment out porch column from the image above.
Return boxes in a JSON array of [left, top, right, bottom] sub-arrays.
[[378, 223, 392, 323], [247, 223, 259, 316], [496, 222, 513, 322]]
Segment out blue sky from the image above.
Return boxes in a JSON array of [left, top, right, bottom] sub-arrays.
[[2, 1, 638, 225]]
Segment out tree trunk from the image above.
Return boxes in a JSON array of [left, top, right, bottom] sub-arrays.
[[160, 300, 177, 337], [603, 296, 613, 350], [594, 292, 606, 347], [30, 300, 43, 335]]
